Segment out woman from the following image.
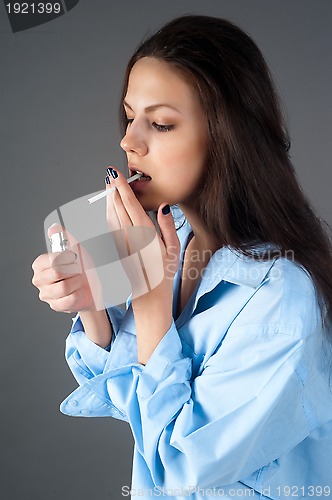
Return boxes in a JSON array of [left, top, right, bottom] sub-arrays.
[[32, 15, 332, 499]]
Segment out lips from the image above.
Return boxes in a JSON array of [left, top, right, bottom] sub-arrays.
[[129, 165, 152, 179]]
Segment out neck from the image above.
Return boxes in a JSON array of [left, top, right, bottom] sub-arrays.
[[178, 202, 219, 256]]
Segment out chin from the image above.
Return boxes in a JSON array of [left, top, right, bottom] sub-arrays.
[[144, 204, 159, 213], [135, 198, 159, 213]]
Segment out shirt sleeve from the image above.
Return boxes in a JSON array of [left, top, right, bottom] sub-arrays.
[[64, 303, 127, 385], [61, 317, 313, 490]]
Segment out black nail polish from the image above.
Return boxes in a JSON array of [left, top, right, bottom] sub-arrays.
[[106, 167, 113, 176], [110, 169, 118, 179], [105, 176, 110, 185], [162, 204, 170, 215]]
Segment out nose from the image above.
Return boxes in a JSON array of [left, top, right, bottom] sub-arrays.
[[120, 124, 148, 156]]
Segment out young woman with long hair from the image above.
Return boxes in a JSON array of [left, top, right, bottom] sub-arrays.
[[32, 15, 332, 499]]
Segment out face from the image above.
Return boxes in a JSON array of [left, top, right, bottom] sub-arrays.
[[120, 57, 208, 212]]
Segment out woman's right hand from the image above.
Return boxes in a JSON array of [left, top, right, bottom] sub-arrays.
[[31, 223, 104, 314]]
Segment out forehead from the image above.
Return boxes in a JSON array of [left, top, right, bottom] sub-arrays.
[[125, 57, 199, 108]]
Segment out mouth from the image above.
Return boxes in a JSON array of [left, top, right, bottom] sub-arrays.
[[129, 166, 152, 181]]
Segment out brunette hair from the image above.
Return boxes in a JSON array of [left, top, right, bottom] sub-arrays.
[[119, 14, 332, 338]]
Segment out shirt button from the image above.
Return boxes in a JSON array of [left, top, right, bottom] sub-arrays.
[[67, 399, 78, 407], [80, 409, 91, 416]]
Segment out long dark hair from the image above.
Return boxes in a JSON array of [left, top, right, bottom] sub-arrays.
[[119, 14, 332, 338]]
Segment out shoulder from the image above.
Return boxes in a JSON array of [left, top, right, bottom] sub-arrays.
[[270, 256, 320, 331], [228, 252, 323, 340]]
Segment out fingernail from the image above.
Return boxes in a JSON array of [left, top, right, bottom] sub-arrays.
[[106, 167, 118, 179], [162, 204, 170, 215], [105, 176, 111, 185]]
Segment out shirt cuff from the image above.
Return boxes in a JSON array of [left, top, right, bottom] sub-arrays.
[[136, 319, 192, 399], [67, 315, 111, 377], [105, 305, 127, 342]]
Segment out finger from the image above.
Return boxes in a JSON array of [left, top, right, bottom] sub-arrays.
[[105, 175, 122, 232], [39, 274, 83, 301], [47, 222, 64, 238], [112, 192, 133, 257], [48, 288, 85, 313], [157, 204, 180, 257], [105, 174, 132, 258], [32, 250, 77, 273], [109, 177, 133, 228], [107, 167, 153, 227], [51, 250, 78, 267], [32, 253, 52, 273], [32, 261, 81, 288]]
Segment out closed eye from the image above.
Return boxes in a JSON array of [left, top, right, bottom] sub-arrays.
[[152, 122, 174, 132], [125, 118, 174, 133]]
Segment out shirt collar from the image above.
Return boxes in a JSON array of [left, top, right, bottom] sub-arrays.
[[176, 214, 279, 296]]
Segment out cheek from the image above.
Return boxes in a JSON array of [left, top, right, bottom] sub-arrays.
[[161, 150, 205, 201], [178, 143, 206, 188], [158, 134, 206, 173]]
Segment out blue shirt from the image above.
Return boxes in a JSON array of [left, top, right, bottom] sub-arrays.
[[60, 212, 332, 499]]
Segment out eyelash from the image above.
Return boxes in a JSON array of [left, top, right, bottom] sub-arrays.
[[126, 119, 174, 133]]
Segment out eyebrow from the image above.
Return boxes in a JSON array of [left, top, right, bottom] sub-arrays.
[[123, 100, 181, 114]]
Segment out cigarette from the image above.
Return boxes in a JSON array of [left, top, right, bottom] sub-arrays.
[[87, 172, 143, 204]]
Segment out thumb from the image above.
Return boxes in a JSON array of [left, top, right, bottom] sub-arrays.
[[47, 222, 64, 239], [157, 204, 180, 256]]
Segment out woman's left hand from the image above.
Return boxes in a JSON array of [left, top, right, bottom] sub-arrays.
[[105, 167, 180, 307], [105, 167, 180, 364]]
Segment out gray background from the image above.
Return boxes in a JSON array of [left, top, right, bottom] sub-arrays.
[[0, 1, 331, 499]]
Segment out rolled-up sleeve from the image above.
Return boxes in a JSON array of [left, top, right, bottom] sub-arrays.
[[64, 305, 126, 385]]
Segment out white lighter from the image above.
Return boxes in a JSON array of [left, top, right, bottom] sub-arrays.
[[49, 231, 69, 253]]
